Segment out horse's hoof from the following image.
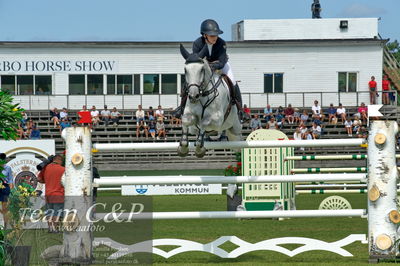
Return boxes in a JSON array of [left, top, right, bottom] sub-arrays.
[[177, 146, 189, 157], [195, 147, 206, 158]]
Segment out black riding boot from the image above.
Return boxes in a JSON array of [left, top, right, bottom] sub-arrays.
[[233, 84, 245, 121], [172, 93, 188, 119]]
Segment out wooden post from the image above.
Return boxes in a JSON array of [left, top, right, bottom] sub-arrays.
[[60, 126, 93, 264], [368, 121, 399, 261]]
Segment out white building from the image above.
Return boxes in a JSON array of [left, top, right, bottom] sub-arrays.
[[1, 18, 383, 109]]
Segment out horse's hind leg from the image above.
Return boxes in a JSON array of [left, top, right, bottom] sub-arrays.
[[195, 130, 207, 158], [178, 126, 189, 157]]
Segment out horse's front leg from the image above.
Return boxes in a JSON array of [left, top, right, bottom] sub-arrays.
[[177, 125, 189, 157], [195, 129, 207, 158]]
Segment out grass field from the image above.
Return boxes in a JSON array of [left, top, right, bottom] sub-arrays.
[[22, 169, 395, 265]]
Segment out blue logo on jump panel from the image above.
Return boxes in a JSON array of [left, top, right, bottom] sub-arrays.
[[135, 185, 148, 194]]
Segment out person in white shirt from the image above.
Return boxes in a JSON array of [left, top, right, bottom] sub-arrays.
[[311, 122, 321, 139], [59, 108, 68, 120], [336, 103, 347, 124], [135, 105, 145, 125], [101, 105, 111, 126], [155, 105, 164, 119], [311, 100, 325, 121], [90, 106, 100, 125], [344, 118, 353, 137], [110, 107, 122, 127]]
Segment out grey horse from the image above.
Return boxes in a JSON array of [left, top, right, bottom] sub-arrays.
[[178, 44, 242, 158]]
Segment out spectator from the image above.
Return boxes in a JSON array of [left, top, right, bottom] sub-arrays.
[[305, 129, 313, 140], [135, 105, 145, 125], [100, 105, 111, 126], [0, 153, 14, 228], [275, 111, 285, 129], [357, 126, 368, 139], [293, 108, 301, 125], [311, 122, 321, 139], [275, 106, 284, 116], [311, 100, 324, 121], [156, 117, 167, 140], [336, 103, 346, 124], [90, 106, 100, 126], [300, 110, 309, 126], [250, 114, 262, 131], [300, 124, 308, 139], [37, 154, 65, 233], [16, 123, 25, 139], [171, 114, 181, 127], [263, 104, 274, 123], [30, 125, 41, 139], [147, 106, 155, 121], [344, 118, 353, 137], [26, 118, 34, 137], [155, 105, 164, 119], [355, 102, 368, 124], [327, 103, 337, 124], [284, 104, 295, 124], [382, 75, 390, 105], [59, 118, 71, 133], [293, 127, 302, 140], [243, 104, 251, 122], [59, 108, 68, 121], [78, 105, 91, 126], [369, 76, 377, 104], [148, 120, 157, 140], [20, 111, 28, 129], [50, 108, 60, 128], [353, 117, 361, 135], [266, 117, 278, 130], [110, 107, 122, 127], [136, 120, 149, 139]]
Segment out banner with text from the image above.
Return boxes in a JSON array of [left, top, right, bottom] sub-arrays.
[[121, 184, 222, 196]]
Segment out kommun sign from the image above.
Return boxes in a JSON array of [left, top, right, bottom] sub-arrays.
[[122, 184, 222, 195]]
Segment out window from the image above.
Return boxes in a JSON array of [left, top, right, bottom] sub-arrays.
[[1, 76, 16, 95], [35, 76, 52, 95], [107, 75, 115, 94], [264, 73, 283, 93], [143, 74, 159, 94], [161, 74, 177, 94], [87, 74, 103, 95], [69, 75, 85, 95], [17, 76, 33, 95], [117, 75, 132, 95], [338, 72, 357, 92]]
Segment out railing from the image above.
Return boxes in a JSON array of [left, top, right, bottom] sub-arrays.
[[12, 91, 398, 111]]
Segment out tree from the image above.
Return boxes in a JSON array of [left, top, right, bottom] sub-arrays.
[[386, 40, 400, 63]]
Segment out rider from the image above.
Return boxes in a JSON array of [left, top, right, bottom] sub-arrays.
[[173, 19, 244, 120]]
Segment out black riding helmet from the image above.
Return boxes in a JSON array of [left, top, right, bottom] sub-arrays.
[[200, 19, 223, 35]]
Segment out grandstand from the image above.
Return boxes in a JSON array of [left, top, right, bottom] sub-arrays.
[[24, 104, 399, 170]]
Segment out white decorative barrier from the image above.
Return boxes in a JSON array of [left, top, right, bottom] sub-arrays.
[[93, 234, 368, 259]]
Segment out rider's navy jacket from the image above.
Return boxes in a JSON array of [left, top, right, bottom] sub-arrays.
[[192, 36, 228, 70]]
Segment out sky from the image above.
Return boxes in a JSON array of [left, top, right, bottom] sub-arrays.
[[0, 0, 398, 42]]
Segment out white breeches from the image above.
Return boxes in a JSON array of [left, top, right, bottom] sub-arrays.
[[222, 62, 236, 84]]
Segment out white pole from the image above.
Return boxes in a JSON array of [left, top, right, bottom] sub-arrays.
[[368, 121, 399, 259], [94, 174, 367, 186], [297, 190, 367, 194], [93, 139, 366, 152], [95, 209, 366, 220], [285, 155, 368, 160]]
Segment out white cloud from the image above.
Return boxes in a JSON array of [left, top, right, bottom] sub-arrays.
[[340, 3, 387, 17]]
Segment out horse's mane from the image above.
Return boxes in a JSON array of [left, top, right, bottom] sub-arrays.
[[185, 53, 203, 64]]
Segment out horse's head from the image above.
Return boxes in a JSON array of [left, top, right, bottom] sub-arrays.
[[180, 44, 211, 103]]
